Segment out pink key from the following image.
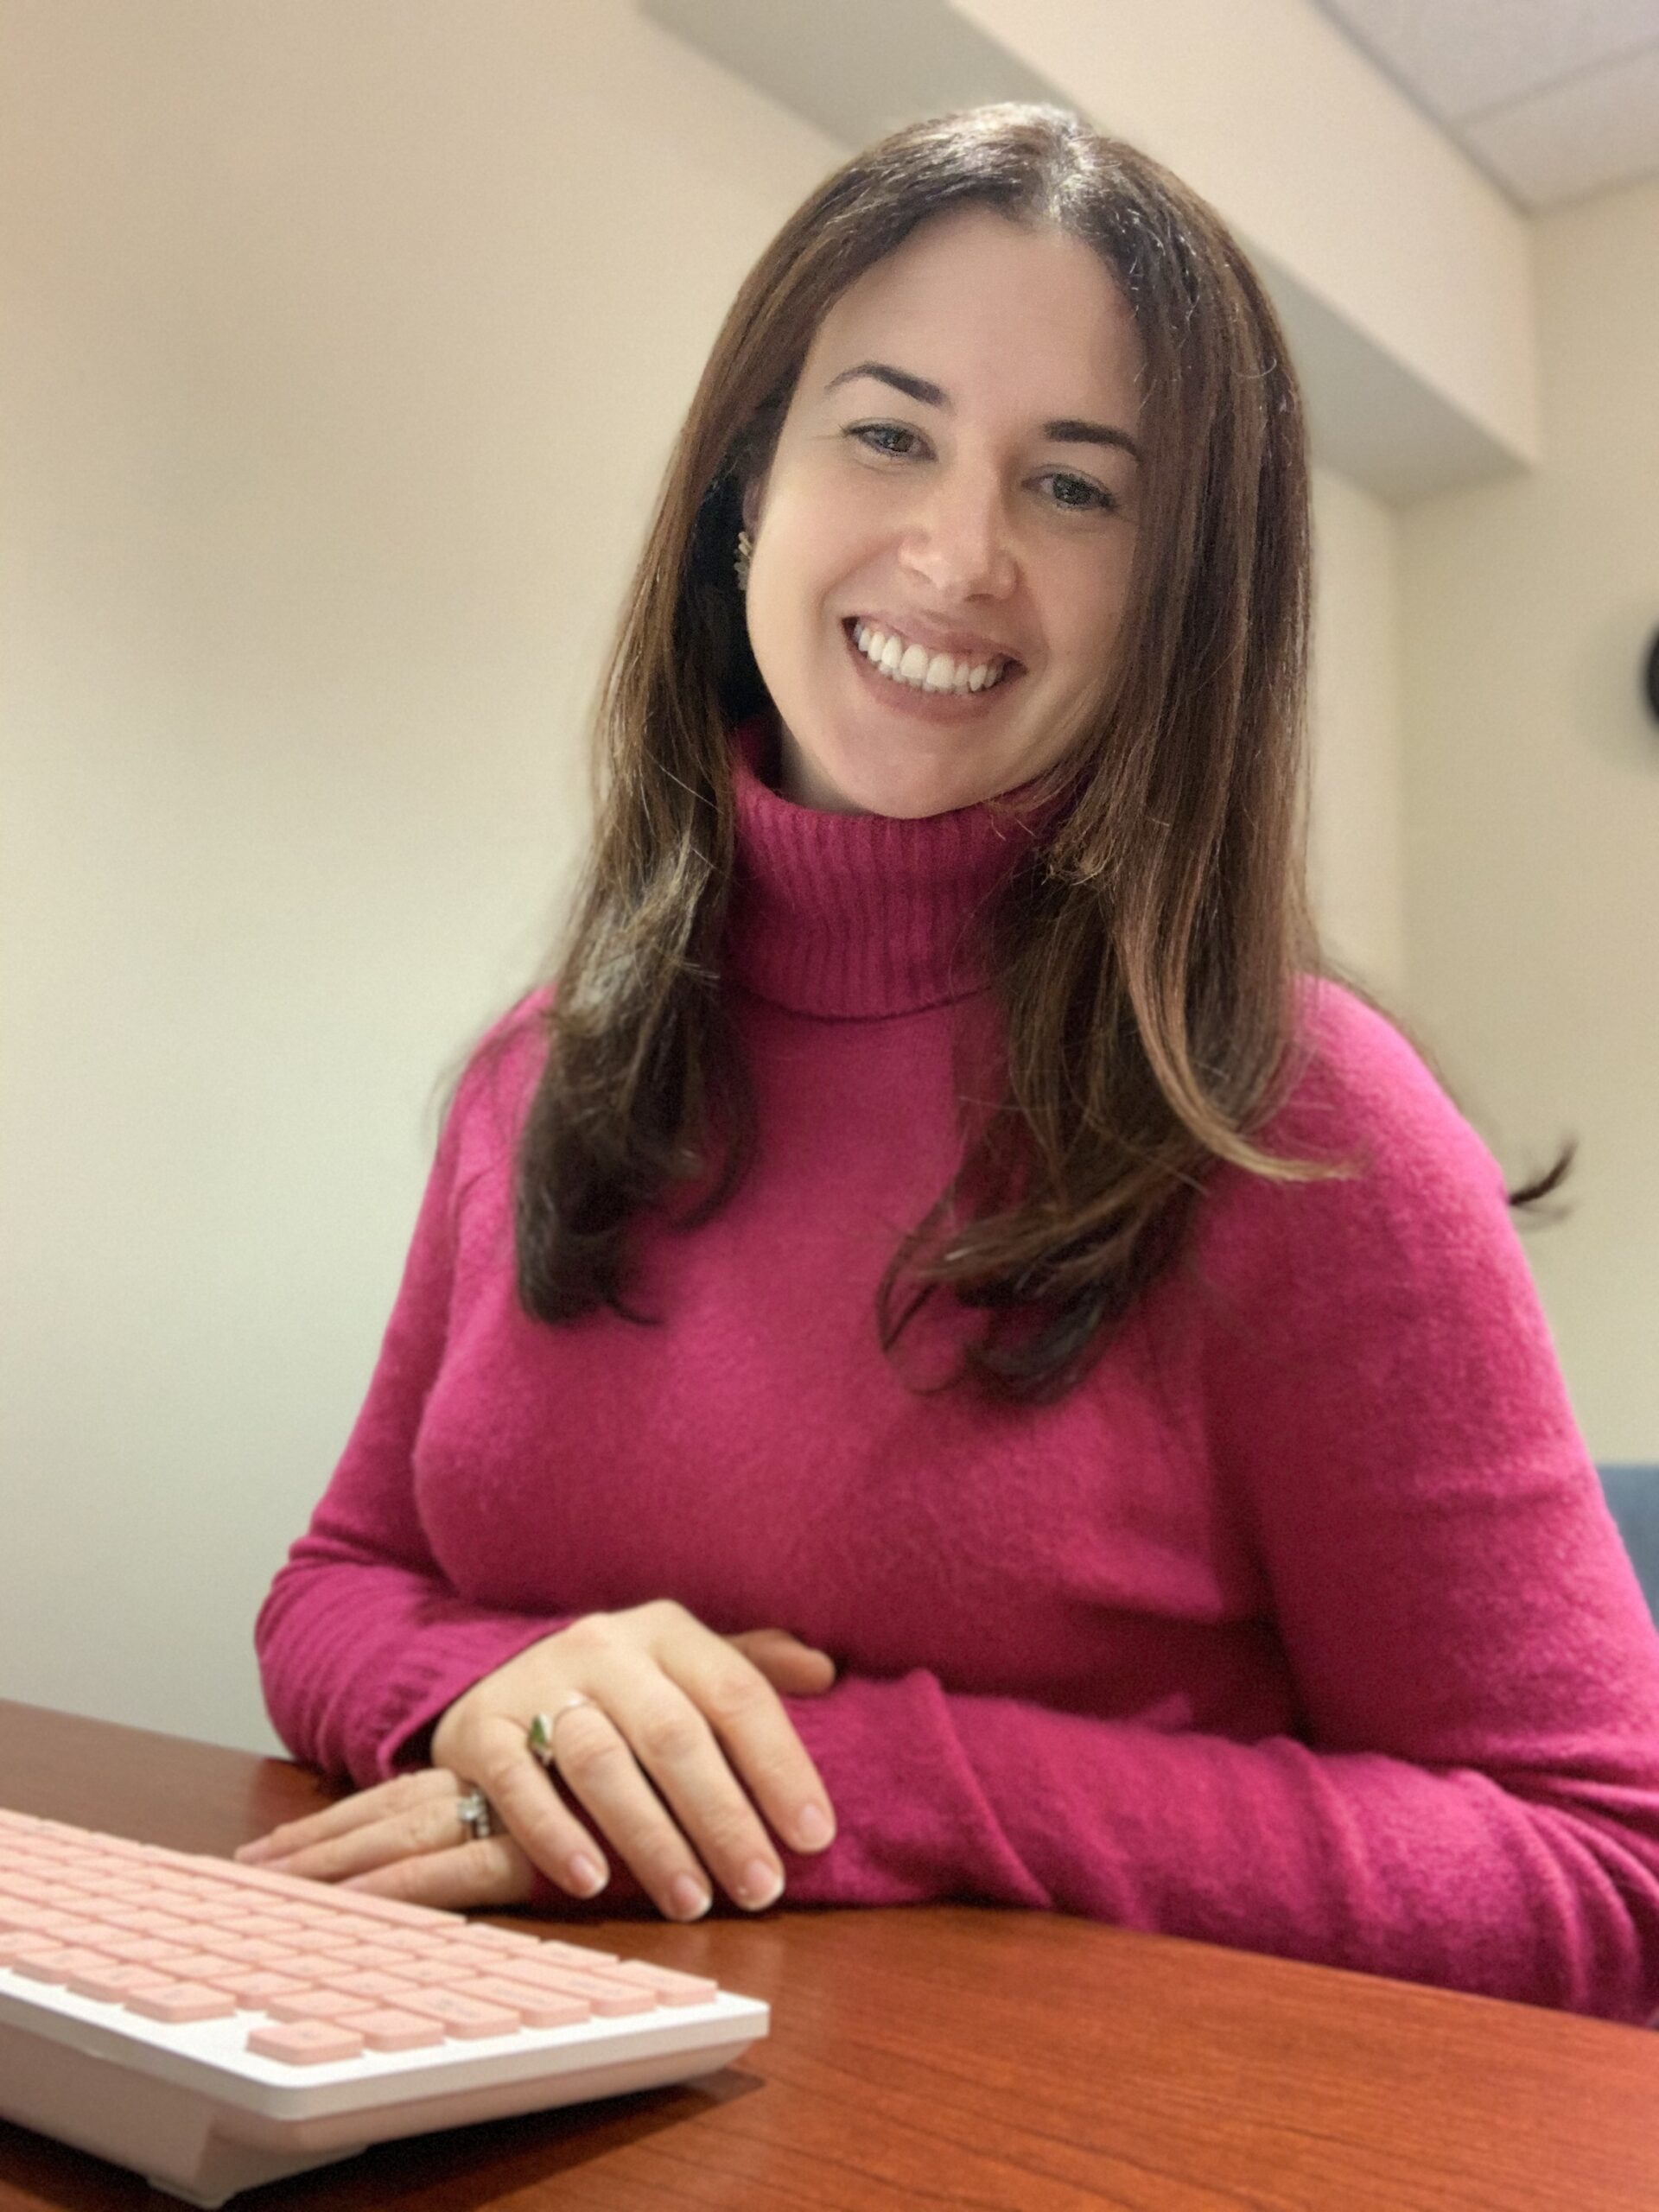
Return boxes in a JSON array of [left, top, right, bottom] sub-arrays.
[[489, 1961, 656, 2016], [66, 1962, 174, 2004], [124, 1910, 195, 1939], [524, 1938, 620, 1967], [212, 1967, 308, 2005], [89, 1934, 184, 1966], [380, 1957, 457, 1986], [321, 1943, 409, 1971], [248, 2018, 365, 2064], [323, 1969, 418, 2003], [350, 2007, 446, 2052], [266, 1989, 378, 2024], [3, 1934, 78, 1969], [15, 1946, 108, 1986], [468, 1978, 590, 2028], [607, 1959, 720, 2004], [125, 1980, 238, 2023], [166, 1952, 246, 1987], [396, 1991, 521, 2039], [0, 1875, 55, 1904], [311, 1890, 450, 1929], [206, 1936, 301, 1967], [448, 1925, 534, 1953], [0, 1904, 76, 1936], [87, 1905, 166, 1932], [132, 1943, 200, 1973]]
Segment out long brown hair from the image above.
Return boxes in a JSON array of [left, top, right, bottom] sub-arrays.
[[502, 101, 1572, 1402]]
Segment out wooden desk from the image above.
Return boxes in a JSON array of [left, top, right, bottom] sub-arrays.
[[3, 1698, 1658, 2211]]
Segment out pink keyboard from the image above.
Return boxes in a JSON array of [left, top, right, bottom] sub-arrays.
[[0, 1805, 766, 2206]]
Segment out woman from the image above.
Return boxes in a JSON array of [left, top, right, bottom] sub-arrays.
[[243, 104, 1659, 2021]]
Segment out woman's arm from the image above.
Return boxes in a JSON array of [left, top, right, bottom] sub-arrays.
[[765, 995, 1659, 2024], [254, 1014, 572, 1787]]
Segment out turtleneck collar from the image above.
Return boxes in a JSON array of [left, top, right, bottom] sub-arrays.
[[723, 711, 1060, 1020]]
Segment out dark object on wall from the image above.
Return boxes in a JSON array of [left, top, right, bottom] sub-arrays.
[[1646, 630, 1659, 724], [1600, 1465, 1659, 1623]]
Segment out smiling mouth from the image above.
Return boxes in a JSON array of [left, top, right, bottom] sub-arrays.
[[842, 618, 1023, 696]]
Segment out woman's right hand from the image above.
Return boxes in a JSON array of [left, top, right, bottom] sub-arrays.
[[422, 1602, 838, 1920], [238, 1605, 838, 1918]]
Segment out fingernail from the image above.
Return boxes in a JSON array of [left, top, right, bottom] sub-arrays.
[[737, 1858, 783, 1910], [235, 1840, 270, 1862], [567, 1853, 607, 1897], [794, 1803, 833, 1850], [669, 1872, 711, 1920]]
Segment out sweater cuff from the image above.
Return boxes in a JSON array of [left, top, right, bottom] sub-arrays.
[[369, 1611, 578, 1783], [771, 1670, 1048, 1910]]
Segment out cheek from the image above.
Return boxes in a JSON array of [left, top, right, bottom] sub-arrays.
[[1046, 552, 1135, 679]]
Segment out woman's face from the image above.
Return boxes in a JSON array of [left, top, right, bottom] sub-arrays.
[[741, 207, 1146, 819]]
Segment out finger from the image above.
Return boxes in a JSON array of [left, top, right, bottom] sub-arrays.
[[728, 1628, 837, 1695], [601, 1660, 828, 1912], [671, 1642, 837, 1856], [339, 1835, 533, 1911], [537, 1692, 721, 1923], [467, 1716, 616, 1905], [234, 1769, 458, 1864], [247, 1788, 490, 1886]]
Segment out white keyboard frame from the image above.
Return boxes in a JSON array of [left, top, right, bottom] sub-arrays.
[[1, 1957, 767, 2206]]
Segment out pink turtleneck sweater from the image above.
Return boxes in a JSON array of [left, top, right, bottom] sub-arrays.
[[256, 723, 1659, 2022]]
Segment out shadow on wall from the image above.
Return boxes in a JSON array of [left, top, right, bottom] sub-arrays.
[[1600, 1467, 1659, 1623]]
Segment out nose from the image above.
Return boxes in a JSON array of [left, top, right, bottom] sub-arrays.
[[899, 466, 1017, 602]]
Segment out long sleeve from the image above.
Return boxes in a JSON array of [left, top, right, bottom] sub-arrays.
[[764, 1007, 1659, 2024], [254, 1020, 570, 1787]]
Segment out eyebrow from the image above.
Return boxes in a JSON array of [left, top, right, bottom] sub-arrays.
[[823, 359, 1142, 465]]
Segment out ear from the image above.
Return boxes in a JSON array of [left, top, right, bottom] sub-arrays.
[[740, 474, 765, 536]]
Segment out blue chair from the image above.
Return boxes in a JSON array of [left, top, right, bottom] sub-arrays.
[[1598, 1466, 1659, 1624]]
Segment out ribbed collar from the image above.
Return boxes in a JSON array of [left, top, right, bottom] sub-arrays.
[[723, 713, 1058, 1020]]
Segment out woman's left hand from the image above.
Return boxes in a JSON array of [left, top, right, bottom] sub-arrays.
[[235, 1764, 540, 1908], [234, 1626, 832, 1910]]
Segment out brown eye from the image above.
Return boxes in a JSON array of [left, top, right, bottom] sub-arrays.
[[848, 423, 925, 459], [1042, 471, 1116, 514]]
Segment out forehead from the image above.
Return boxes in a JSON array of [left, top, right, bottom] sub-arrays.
[[803, 207, 1144, 415]]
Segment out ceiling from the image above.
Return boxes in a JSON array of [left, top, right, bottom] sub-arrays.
[[1309, 0, 1659, 210]]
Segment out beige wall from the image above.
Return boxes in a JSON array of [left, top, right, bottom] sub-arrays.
[[1400, 175, 1659, 1463], [0, 0, 1456, 1754], [1309, 467, 1406, 996]]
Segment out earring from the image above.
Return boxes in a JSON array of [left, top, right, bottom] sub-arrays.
[[734, 527, 753, 593]]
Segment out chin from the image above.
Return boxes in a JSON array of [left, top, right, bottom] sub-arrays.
[[828, 737, 1007, 821]]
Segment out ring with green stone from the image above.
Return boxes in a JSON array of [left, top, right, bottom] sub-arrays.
[[527, 1695, 594, 1768]]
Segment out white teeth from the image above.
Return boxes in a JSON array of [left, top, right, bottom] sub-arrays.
[[849, 620, 1007, 695]]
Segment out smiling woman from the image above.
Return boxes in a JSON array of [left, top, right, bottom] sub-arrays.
[[245, 103, 1659, 2028]]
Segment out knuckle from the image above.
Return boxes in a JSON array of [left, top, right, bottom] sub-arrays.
[[702, 1667, 770, 1728], [455, 1840, 505, 1899], [635, 1707, 703, 1767], [559, 1726, 627, 1787], [642, 1597, 690, 1636], [562, 1611, 614, 1660]]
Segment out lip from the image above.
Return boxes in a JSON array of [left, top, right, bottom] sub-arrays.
[[841, 618, 1023, 717], [845, 612, 1023, 668]]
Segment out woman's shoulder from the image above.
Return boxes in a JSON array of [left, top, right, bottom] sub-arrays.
[[439, 983, 556, 1168], [1192, 973, 1517, 1298], [1265, 971, 1507, 1198]]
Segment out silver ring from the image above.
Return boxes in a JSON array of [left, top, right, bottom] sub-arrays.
[[527, 1694, 594, 1769], [455, 1788, 499, 1840]]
